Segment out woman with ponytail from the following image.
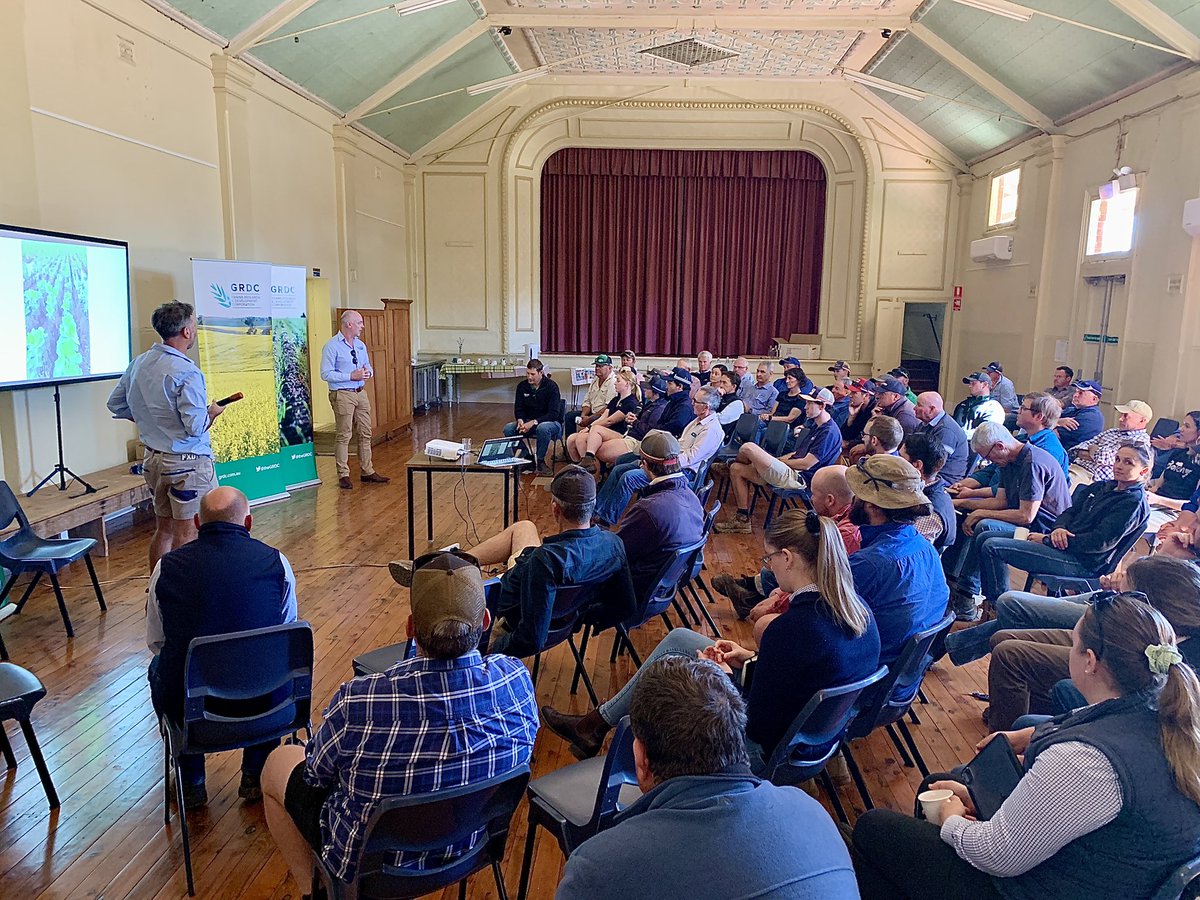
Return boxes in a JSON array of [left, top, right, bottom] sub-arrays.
[[854, 593, 1200, 900], [540, 508, 881, 771]]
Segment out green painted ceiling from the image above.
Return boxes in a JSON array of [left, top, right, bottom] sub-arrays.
[[155, 0, 1200, 162]]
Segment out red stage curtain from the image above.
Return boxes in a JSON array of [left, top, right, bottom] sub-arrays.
[[540, 148, 827, 357]]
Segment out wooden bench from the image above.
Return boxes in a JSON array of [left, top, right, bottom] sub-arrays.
[[3, 463, 152, 557]]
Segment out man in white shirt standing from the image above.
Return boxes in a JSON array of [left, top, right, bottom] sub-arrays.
[[320, 310, 389, 490]]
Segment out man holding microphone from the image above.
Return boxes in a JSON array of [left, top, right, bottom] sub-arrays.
[[321, 310, 389, 490]]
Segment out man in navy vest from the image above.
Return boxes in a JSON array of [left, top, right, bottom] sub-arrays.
[[147, 486, 298, 808]]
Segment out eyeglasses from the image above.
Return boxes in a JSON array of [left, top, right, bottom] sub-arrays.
[[1087, 590, 1148, 659], [761, 548, 786, 567], [1019, 404, 1036, 412], [854, 457, 896, 490]]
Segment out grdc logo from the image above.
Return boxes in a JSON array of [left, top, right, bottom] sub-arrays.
[[211, 283, 233, 308]]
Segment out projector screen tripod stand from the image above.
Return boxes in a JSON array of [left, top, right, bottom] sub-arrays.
[[28, 383, 97, 497]]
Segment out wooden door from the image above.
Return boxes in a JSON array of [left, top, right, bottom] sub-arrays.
[[334, 301, 413, 442]]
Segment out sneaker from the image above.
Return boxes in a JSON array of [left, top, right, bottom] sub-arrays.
[[579, 455, 598, 474], [714, 516, 752, 535], [238, 771, 262, 802], [712, 573, 762, 619], [955, 607, 982, 623]]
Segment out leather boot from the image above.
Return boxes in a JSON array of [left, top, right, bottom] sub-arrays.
[[540, 706, 611, 759]]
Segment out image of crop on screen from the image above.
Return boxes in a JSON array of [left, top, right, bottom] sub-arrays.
[[23, 241, 90, 379]]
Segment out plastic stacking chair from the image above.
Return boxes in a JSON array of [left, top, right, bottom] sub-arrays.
[[160, 622, 314, 896], [313, 765, 531, 900], [0, 481, 106, 639], [1151, 851, 1200, 900], [528, 582, 607, 706], [0, 662, 59, 809], [516, 718, 641, 900], [717, 413, 759, 462], [762, 666, 888, 824], [760, 419, 792, 456], [1150, 417, 1181, 442], [840, 613, 955, 810]]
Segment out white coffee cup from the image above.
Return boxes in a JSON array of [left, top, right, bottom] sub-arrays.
[[918, 788, 955, 821], [1013, 526, 1031, 541]]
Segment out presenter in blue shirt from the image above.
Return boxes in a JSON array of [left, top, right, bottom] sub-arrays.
[[320, 310, 389, 490], [107, 301, 225, 572]]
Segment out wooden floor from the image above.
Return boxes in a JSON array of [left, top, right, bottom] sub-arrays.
[[0, 403, 990, 900]]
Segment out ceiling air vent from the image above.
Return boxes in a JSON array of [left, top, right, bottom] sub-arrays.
[[639, 38, 739, 67]]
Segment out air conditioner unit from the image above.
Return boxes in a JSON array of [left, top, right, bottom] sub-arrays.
[[970, 236, 1013, 262], [1185, 198, 1200, 238]]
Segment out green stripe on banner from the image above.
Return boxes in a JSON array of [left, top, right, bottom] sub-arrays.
[[271, 265, 319, 490]]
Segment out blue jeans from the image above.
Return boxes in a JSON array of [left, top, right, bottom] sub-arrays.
[[979, 538, 1095, 606], [594, 457, 648, 524], [1012, 714, 1053, 730], [945, 590, 1093, 665], [1051, 678, 1087, 715], [950, 519, 1018, 597], [504, 420, 561, 466], [600, 629, 715, 725]]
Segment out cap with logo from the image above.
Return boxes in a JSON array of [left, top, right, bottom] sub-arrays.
[[1115, 399, 1154, 421], [848, 378, 876, 395], [639, 429, 681, 463], [779, 356, 801, 367], [878, 377, 907, 396], [593, 354, 613, 366], [800, 387, 835, 406], [550, 464, 597, 506], [888, 367, 909, 379], [984, 361, 1004, 373], [846, 455, 927, 510], [669, 366, 694, 388], [645, 375, 669, 396], [828, 360, 851, 373], [410, 552, 486, 635], [963, 372, 991, 385], [1071, 379, 1103, 397]]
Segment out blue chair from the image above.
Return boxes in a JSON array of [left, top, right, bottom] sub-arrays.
[[762, 666, 888, 824], [760, 419, 792, 456], [1152, 852, 1200, 900], [840, 613, 955, 809], [717, 413, 758, 462], [516, 717, 640, 900], [313, 765, 531, 900], [160, 621, 314, 896], [1021, 514, 1148, 597], [0, 481, 105, 640], [677, 499, 723, 635]]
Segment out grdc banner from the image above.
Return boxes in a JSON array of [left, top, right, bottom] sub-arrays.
[[192, 258, 289, 505], [270, 264, 320, 490]]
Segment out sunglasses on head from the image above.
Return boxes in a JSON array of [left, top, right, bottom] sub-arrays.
[[854, 457, 896, 490], [1087, 590, 1148, 659]]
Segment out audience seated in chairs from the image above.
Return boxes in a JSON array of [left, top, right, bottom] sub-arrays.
[[503, 358, 562, 476], [759, 367, 809, 449], [588, 374, 670, 467], [713, 371, 746, 437], [886, 367, 919, 405], [862, 414, 904, 458], [564, 354, 617, 439], [973, 443, 1151, 611], [568, 367, 641, 471], [914, 391, 970, 485], [733, 356, 753, 400], [872, 377, 919, 435], [1046, 364, 1075, 407], [965, 557, 1200, 732], [1055, 378, 1106, 448], [1146, 410, 1200, 533], [715, 388, 842, 535], [841, 379, 878, 450], [829, 376, 853, 429], [594, 386, 724, 527], [694, 350, 714, 385], [541, 509, 880, 779], [945, 423, 1072, 622], [950, 392, 1070, 502], [851, 593, 1200, 900], [900, 433, 955, 550], [657, 366, 699, 436], [983, 360, 1019, 415], [555, 656, 860, 900], [147, 486, 298, 808], [1069, 398, 1152, 485], [261, 551, 539, 890], [954, 371, 1007, 440], [773, 356, 813, 396], [612, 431, 705, 601], [742, 361, 779, 418], [712, 464, 861, 620]]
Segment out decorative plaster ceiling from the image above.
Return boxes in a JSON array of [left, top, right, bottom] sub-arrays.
[[501, 0, 892, 9], [527, 27, 859, 76]]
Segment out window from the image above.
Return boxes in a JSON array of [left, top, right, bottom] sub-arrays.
[[987, 168, 1021, 227], [1085, 188, 1138, 257]]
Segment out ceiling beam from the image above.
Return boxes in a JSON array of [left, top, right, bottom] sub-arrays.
[[344, 21, 490, 123], [909, 23, 1055, 132], [1104, 0, 1200, 61], [226, 0, 323, 57], [483, 12, 912, 31]]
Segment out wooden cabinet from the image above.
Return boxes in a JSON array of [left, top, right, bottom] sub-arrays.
[[334, 299, 413, 443]]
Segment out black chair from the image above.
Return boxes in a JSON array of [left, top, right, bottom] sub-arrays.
[[679, 499, 722, 629], [0, 662, 58, 809], [762, 666, 888, 824], [528, 582, 607, 706], [760, 419, 792, 456], [161, 622, 314, 895], [1151, 417, 1181, 442], [840, 613, 955, 809], [1152, 852, 1200, 900], [516, 717, 640, 900], [717, 413, 759, 461], [694, 479, 714, 509], [0, 481, 106, 639], [313, 765, 531, 900], [688, 451, 717, 494]]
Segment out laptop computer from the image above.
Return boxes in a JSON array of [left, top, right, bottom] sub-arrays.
[[476, 437, 532, 468]]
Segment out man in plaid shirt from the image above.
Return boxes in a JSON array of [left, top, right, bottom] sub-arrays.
[[261, 552, 538, 888]]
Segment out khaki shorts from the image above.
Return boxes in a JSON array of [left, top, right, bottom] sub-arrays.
[[623, 436, 642, 455], [144, 450, 218, 520], [760, 458, 805, 491]]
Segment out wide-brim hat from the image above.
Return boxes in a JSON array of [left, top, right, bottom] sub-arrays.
[[846, 456, 927, 509]]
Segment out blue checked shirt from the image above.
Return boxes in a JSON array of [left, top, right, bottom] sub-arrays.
[[107, 343, 213, 455], [304, 651, 538, 881]]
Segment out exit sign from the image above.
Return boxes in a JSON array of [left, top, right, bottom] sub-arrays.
[[1082, 333, 1119, 344]]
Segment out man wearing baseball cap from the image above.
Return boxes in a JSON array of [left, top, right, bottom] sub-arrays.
[[828, 360, 851, 379], [844, 455, 949, 667], [773, 358, 813, 397], [716, 388, 842, 534], [261, 551, 539, 888], [871, 376, 918, 436], [1055, 379, 1106, 448], [983, 361, 1018, 414], [952, 372, 1006, 440], [565, 354, 617, 440], [886, 368, 918, 405], [1069, 398, 1153, 485]]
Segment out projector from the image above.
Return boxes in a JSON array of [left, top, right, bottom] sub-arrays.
[[425, 439, 465, 460]]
